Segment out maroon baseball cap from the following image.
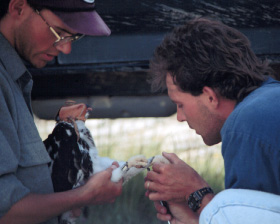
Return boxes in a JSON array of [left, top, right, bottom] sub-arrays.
[[28, 0, 111, 36]]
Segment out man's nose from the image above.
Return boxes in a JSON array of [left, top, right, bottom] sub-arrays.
[[55, 42, 72, 55], [177, 110, 186, 122]]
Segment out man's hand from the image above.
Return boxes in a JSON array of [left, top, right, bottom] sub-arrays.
[[154, 201, 199, 224], [79, 163, 123, 205], [0, 162, 123, 224], [145, 152, 210, 203]]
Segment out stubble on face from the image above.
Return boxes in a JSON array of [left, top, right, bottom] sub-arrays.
[[166, 73, 223, 146], [14, 12, 47, 68], [196, 100, 224, 146], [14, 9, 61, 68]]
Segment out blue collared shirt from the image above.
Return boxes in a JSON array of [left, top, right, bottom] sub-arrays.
[[0, 33, 58, 224], [221, 77, 280, 195]]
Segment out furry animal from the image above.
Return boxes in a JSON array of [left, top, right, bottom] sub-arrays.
[[44, 101, 169, 224]]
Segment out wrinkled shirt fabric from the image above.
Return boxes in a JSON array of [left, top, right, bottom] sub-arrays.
[[221, 77, 280, 194], [200, 189, 280, 224], [0, 33, 58, 224]]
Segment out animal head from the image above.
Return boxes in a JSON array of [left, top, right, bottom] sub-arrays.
[[55, 100, 92, 122]]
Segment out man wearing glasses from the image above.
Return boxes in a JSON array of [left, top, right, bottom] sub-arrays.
[[0, 0, 122, 223]]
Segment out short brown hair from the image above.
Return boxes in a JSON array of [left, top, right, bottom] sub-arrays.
[[149, 17, 270, 101]]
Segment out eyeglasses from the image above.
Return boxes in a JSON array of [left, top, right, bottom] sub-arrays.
[[35, 9, 84, 47]]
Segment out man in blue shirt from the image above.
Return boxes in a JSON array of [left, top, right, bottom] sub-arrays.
[[222, 77, 280, 194], [145, 18, 280, 223], [0, 1, 122, 223]]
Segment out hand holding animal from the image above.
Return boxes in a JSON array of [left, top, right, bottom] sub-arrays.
[[43, 101, 169, 223]]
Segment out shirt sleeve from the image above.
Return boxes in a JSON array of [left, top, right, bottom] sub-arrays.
[[0, 89, 30, 217]]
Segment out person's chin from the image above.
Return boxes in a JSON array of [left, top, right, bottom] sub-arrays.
[[31, 59, 48, 68], [31, 53, 54, 68], [202, 136, 221, 146]]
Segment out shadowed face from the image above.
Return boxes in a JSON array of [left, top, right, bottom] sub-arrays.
[[166, 73, 224, 146], [14, 7, 77, 68]]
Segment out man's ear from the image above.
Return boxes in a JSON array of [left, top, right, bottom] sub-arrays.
[[202, 86, 220, 109], [8, 0, 28, 18]]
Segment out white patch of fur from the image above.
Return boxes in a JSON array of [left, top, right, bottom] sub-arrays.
[[66, 129, 72, 136], [60, 211, 76, 224], [55, 140, 60, 147], [53, 136, 60, 148], [49, 161, 54, 174], [111, 167, 124, 182], [53, 152, 59, 160], [76, 121, 98, 158], [74, 170, 85, 188]]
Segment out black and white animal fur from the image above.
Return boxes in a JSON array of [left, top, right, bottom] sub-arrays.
[[44, 119, 166, 224]]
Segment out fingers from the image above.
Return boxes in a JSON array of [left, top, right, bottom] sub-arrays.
[[157, 213, 172, 222], [111, 162, 124, 183], [153, 201, 172, 222], [145, 167, 166, 199], [162, 152, 180, 164], [150, 152, 181, 173], [106, 164, 118, 174], [145, 180, 167, 201], [151, 163, 164, 174], [81, 166, 123, 205], [112, 161, 120, 168], [144, 179, 158, 192], [154, 201, 168, 214], [102, 165, 124, 184], [149, 191, 167, 201], [146, 167, 161, 181], [145, 180, 161, 193]]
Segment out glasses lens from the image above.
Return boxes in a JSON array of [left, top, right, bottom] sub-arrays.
[[53, 34, 85, 47], [75, 34, 85, 41]]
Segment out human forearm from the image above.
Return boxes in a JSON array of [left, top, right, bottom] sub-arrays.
[[0, 188, 85, 224], [0, 166, 122, 224]]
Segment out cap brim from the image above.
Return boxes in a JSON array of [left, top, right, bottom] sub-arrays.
[[53, 10, 111, 36]]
